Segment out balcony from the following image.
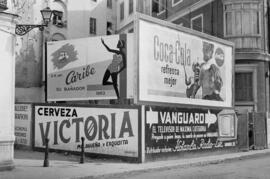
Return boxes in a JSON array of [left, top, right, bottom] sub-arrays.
[[224, 1, 264, 52], [0, 0, 7, 11]]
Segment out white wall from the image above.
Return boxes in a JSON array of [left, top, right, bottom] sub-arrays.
[[67, 0, 116, 39], [0, 12, 16, 169], [0, 17, 15, 145], [14, 0, 45, 103], [116, 0, 136, 33], [47, 0, 68, 41]]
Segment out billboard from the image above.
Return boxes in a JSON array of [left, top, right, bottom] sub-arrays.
[[46, 34, 134, 101], [34, 105, 140, 158], [145, 106, 236, 155], [15, 104, 32, 146], [137, 17, 234, 108]]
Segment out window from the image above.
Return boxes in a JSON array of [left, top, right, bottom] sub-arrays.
[[235, 65, 257, 109], [120, 2, 124, 21], [51, 33, 66, 41], [235, 72, 253, 101], [158, 0, 166, 14], [191, 14, 203, 32], [0, 0, 7, 10], [107, 22, 113, 35], [89, 17, 96, 35], [52, 10, 64, 28], [152, 0, 166, 14], [107, 0, 112, 9], [129, 0, 133, 15], [224, 2, 260, 36], [152, 1, 158, 13], [172, 0, 183, 7]]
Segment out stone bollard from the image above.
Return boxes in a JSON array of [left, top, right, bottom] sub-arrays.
[[43, 138, 49, 167], [80, 137, 85, 164]]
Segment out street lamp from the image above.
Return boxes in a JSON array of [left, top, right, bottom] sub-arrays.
[[15, 7, 53, 36]]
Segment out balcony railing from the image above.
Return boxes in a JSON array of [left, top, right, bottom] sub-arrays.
[[224, 35, 262, 50], [0, 0, 7, 11]]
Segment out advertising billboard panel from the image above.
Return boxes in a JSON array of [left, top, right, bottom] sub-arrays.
[[15, 104, 32, 146], [145, 106, 236, 155], [137, 17, 234, 108], [46, 34, 134, 101], [34, 105, 140, 158]]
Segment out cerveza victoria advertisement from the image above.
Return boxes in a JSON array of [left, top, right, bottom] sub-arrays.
[[34, 105, 139, 158], [145, 106, 236, 155], [46, 34, 134, 101]]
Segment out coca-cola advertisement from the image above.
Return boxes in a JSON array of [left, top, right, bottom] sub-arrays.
[[137, 18, 234, 108]]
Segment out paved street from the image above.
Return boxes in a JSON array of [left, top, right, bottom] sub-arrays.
[[1, 149, 270, 179], [97, 154, 270, 179]]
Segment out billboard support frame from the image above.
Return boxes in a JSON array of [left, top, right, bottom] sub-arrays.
[[45, 41, 48, 103]]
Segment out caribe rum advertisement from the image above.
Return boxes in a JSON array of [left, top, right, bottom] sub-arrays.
[[47, 34, 134, 101], [138, 19, 233, 107], [34, 105, 139, 158]]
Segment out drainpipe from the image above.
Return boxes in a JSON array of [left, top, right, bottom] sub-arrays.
[[264, 0, 269, 112], [267, 0, 270, 52], [211, 1, 214, 35], [165, 0, 168, 19]]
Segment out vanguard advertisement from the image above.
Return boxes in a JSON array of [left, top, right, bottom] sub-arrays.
[[137, 19, 234, 107], [34, 105, 139, 158], [145, 106, 236, 154], [46, 34, 134, 101]]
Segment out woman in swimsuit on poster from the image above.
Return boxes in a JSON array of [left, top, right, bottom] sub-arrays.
[[101, 38, 126, 99]]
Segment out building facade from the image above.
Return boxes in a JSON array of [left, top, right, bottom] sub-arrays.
[[15, 0, 117, 103], [0, 0, 17, 170], [152, 0, 270, 114], [116, 0, 136, 33], [223, 0, 270, 114]]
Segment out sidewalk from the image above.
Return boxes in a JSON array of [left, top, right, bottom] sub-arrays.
[[1, 149, 270, 179]]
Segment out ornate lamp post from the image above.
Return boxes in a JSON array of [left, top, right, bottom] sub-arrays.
[[15, 7, 53, 36]]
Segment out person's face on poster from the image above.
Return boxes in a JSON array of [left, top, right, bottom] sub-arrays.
[[203, 43, 214, 62]]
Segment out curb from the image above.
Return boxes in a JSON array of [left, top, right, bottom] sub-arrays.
[[73, 149, 270, 179]]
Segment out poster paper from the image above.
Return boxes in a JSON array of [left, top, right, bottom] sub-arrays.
[[145, 106, 236, 154], [15, 104, 32, 146], [47, 34, 134, 101], [138, 19, 233, 107], [34, 105, 139, 158]]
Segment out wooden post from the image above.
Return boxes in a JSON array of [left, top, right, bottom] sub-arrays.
[[80, 137, 85, 164], [43, 138, 49, 167]]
